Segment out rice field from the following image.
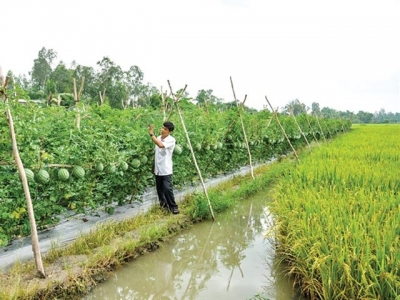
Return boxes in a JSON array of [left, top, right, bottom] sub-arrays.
[[270, 124, 400, 299]]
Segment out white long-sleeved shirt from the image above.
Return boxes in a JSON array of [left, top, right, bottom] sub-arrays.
[[154, 134, 175, 175]]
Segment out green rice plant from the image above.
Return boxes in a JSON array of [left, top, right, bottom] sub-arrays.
[[270, 124, 400, 299]]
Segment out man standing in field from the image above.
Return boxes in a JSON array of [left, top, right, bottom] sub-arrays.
[[149, 121, 179, 214]]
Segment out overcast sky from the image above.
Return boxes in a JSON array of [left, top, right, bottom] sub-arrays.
[[2, 0, 400, 113]]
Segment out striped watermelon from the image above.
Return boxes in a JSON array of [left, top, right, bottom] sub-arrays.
[[36, 169, 50, 184], [58, 168, 70, 181], [119, 161, 129, 171], [105, 164, 116, 174], [24, 168, 35, 182], [131, 159, 141, 169], [174, 145, 182, 155], [95, 162, 104, 172], [140, 155, 148, 164], [72, 166, 85, 179]]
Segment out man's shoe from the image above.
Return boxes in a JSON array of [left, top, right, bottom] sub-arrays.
[[172, 208, 180, 215]]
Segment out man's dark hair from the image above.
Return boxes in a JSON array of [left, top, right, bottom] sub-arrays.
[[163, 121, 174, 132]]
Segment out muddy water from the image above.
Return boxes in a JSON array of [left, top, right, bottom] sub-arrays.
[[84, 191, 306, 300]]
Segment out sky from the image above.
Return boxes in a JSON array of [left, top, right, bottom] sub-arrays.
[[2, 0, 400, 113]]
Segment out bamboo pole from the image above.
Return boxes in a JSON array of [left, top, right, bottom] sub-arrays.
[[73, 77, 85, 131], [304, 109, 319, 144], [1, 77, 46, 278], [338, 115, 346, 133], [321, 115, 333, 138], [230, 77, 254, 179], [168, 80, 215, 220], [290, 109, 311, 152], [160, 86, 166, 121], [314, 112, 327, 142], [265, 96, 300, 162], [265, 116, 273, 130]]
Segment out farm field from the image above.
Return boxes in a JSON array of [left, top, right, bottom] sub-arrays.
[[0, 99, 351, 299], [270, 124, 400, 299], [0, 101, 349, 247]]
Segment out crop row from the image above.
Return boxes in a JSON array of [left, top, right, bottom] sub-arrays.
[[0, 101, 350, 246]]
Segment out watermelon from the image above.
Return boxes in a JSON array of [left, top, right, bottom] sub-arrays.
[[194, 143, 201, 151], [105, 164, 116, 174], [217, 142, 223, 149], [95, 162, 104, 172], [36, 169, 50, 184], [72, 166, 85, 179], [119, 161, 129, 171], [58, 168, 70, 181], [204, 144, 210, 151], [212, 144, 218, 150], [131, 159, 141, 169], [24, 168, 35, 182], [174, 145, 182, 155], [140, 155, 148, 164]]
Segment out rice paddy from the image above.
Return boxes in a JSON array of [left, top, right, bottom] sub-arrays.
[[270, 124, 400, 299]]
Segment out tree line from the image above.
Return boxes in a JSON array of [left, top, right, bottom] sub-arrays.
[[3, 47, 399, 123]]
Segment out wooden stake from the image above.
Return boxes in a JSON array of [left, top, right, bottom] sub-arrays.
[[304, 109, 319, 144], [160, 86, 166, 121], [230, 76, 254, 179], [290, 109, 311, 152], [314, 113, 327, 142], [321, 115, 333, 138], [168, 81, 215, 220], [265, 96, 300, 162], [1, 77, 46, 278], [73, 77, 85, 131]]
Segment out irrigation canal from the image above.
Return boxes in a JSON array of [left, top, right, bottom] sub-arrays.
[[83, 190, 306, 300]]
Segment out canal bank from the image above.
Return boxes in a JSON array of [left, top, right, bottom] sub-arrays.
[[0, 158, 297, 299], [83, 190, 306, 300]]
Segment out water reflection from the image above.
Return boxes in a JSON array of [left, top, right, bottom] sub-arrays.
[[84, 192, 306, 300]]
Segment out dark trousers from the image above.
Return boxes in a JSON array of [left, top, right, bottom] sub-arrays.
[[155, 174, 178, 210]]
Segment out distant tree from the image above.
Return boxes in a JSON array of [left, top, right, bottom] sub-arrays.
[[136, 84, 159, 108], [321, 107, 339, 118], [147, 92, 163, 110], [311, 102, 321, 115], [30, 47, 57, 91], [1, 70, 30, 101], [124, 65, 144, 106], [96, 57, 125, 108], [282, 99, 307, 116], [48, 62, 73, 94], [357, 111, 374, 123], [195, 89, 221, 106], [373, 108, 386, 123], [73, 65, 97, 103]]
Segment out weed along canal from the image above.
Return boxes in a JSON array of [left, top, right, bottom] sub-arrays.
[[83, 191, 305, 300]]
